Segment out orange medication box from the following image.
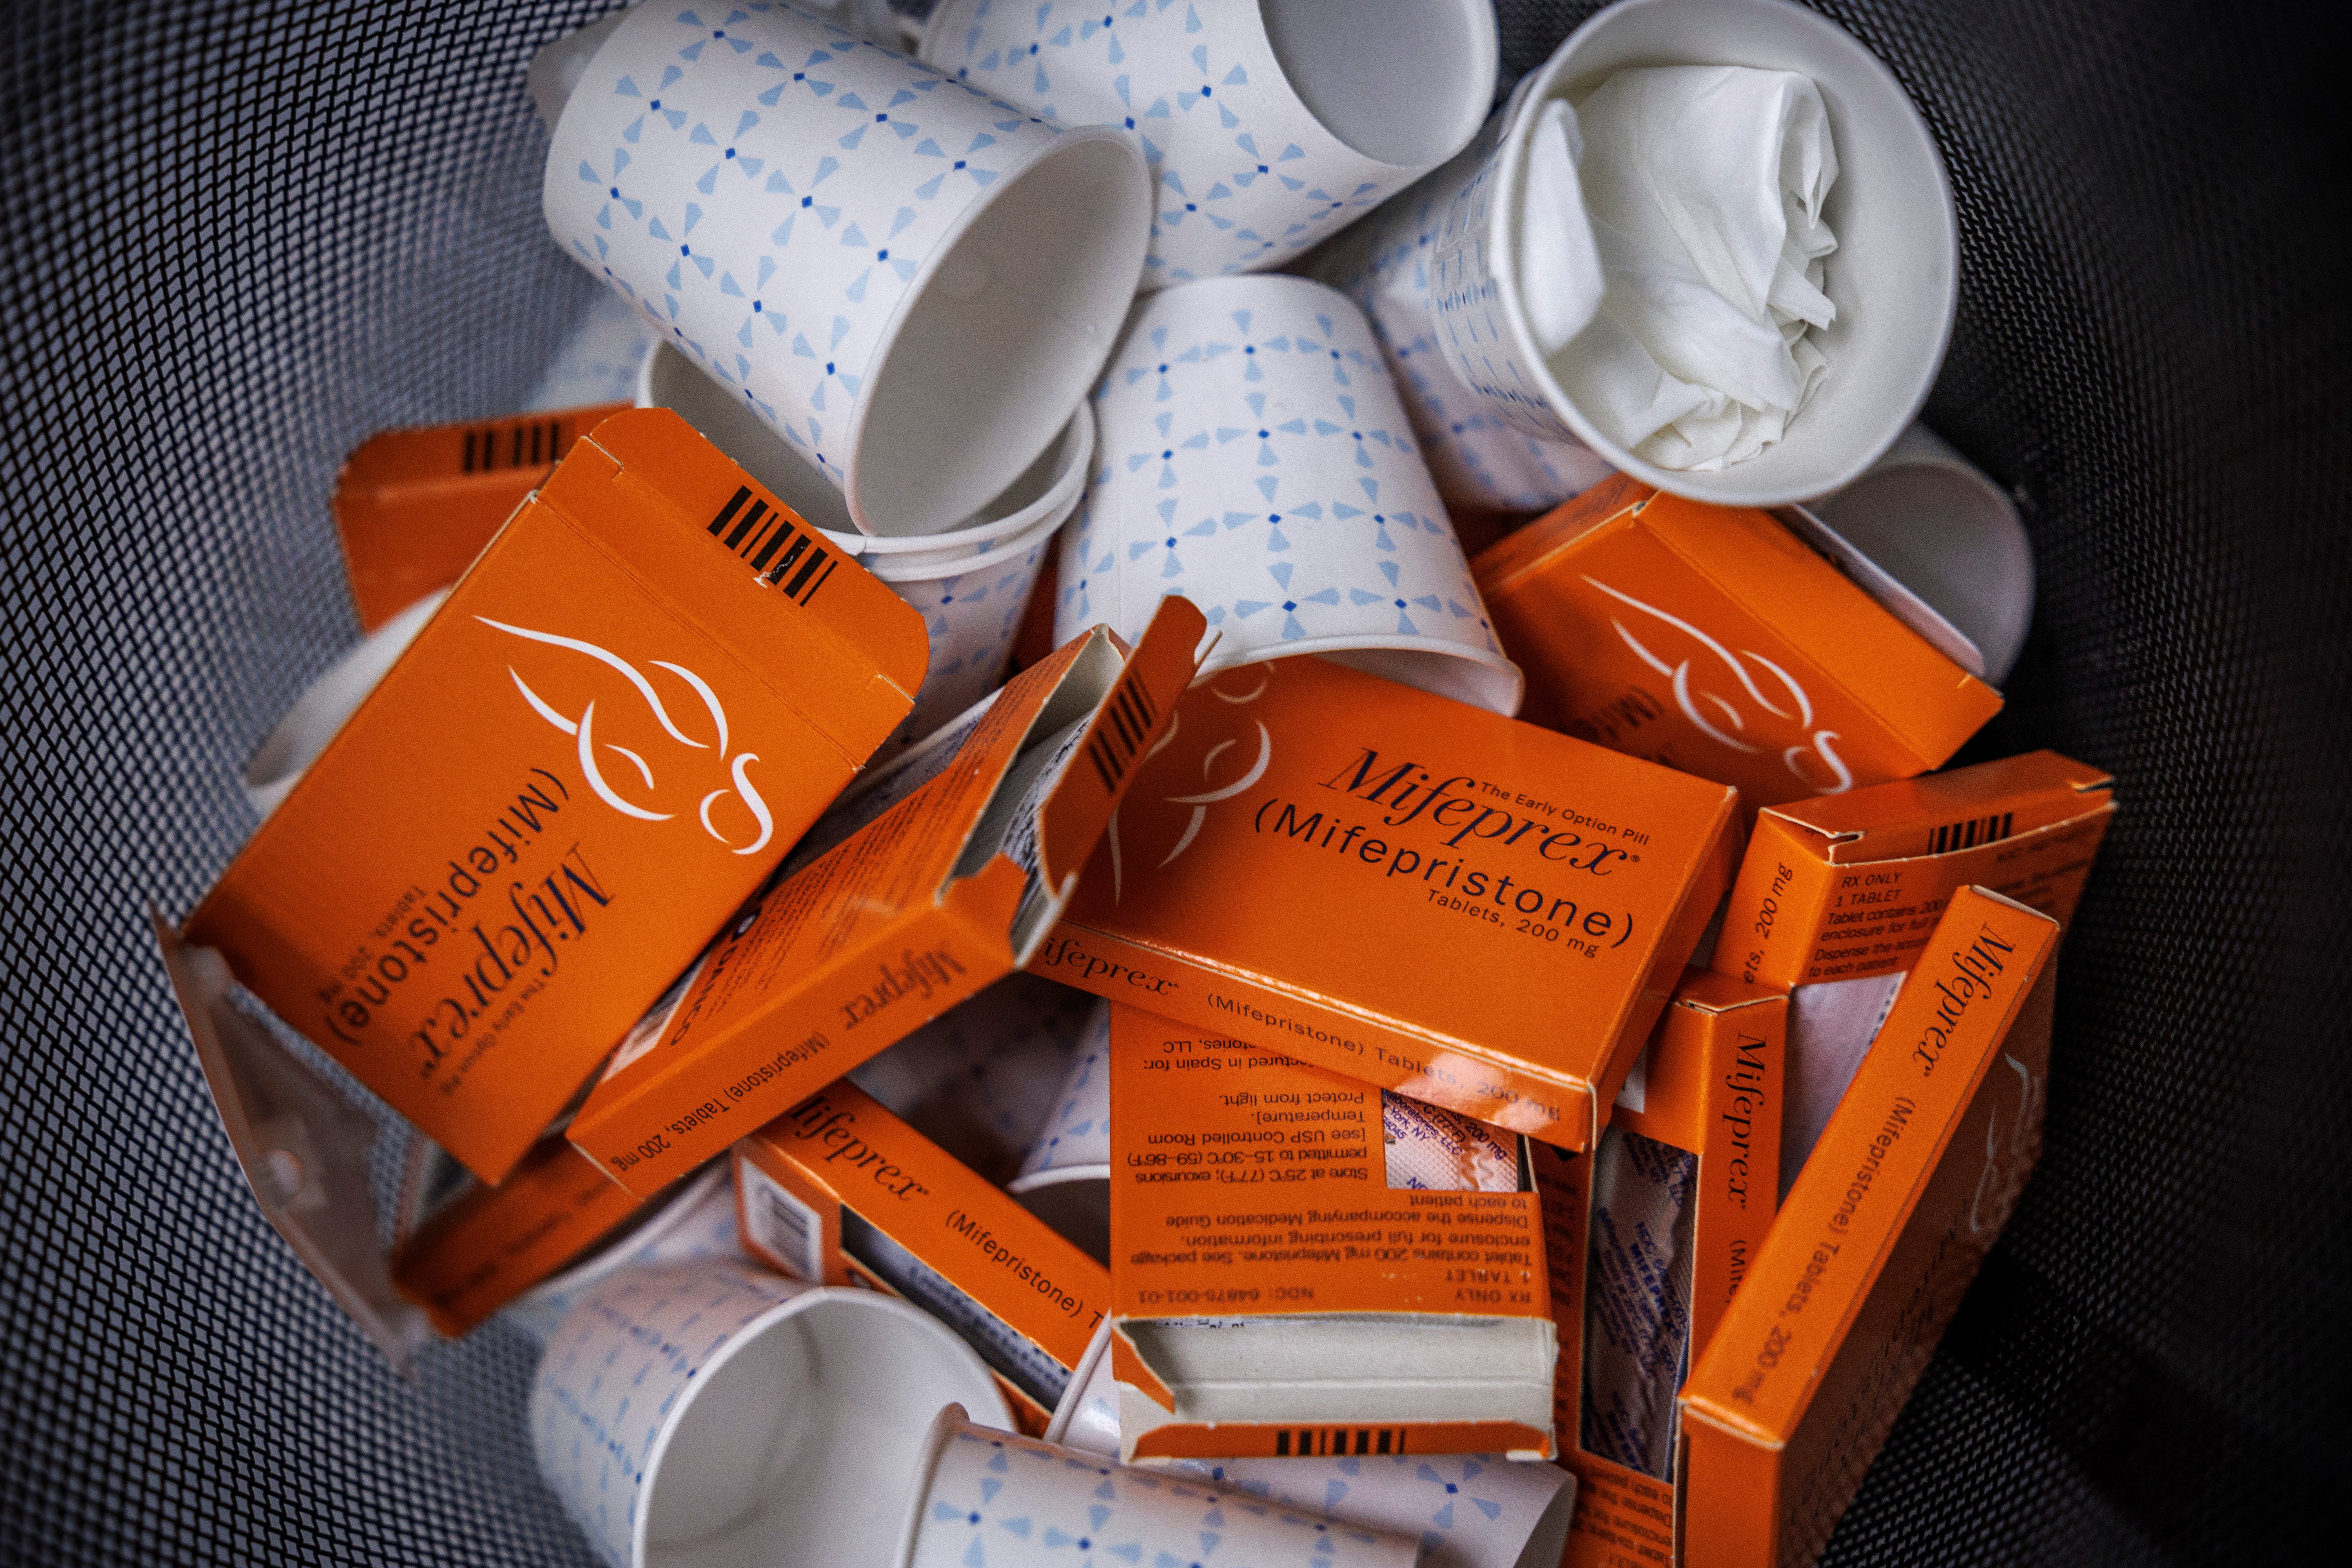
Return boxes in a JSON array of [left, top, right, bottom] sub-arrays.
[[1719, 750, 2113, 993], [735, 1083, 1111, 1435], [566, 599, 1206, 1196], [1106, 1005, 1558, 1464], [1534, 970, 1786, 1568], [1713, 750, 2112, 1194], [334, 405, 626, 632], [390, 1135, 649, 1338], [1038, 657, 1739, 1152], [1679, 887, 2061, 1568], [1472, 476, 2003, 810], [181, 409, 927, 1182]]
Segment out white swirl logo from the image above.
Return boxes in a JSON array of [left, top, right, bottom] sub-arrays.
[[1968, 1050, 2043, 1235], [1106, 664, 1275, 902], [477, 617, 774, 856], [1581, 574, 1853, 795]]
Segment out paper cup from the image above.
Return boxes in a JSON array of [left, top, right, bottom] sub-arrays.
[[1043, 1319, 1120, 1456], [639, 337, 1082, 758], [894, 1406, 1423, 1568], [241, 587, 446, 819], [1171, 1453, 1577, 1568], [543, 1, 1150, 536], [920, 0, 1495, 288], [1424, 0, 1958, 507], [1057, 274, 1522, 715], [868, 500, 1065, 758], [849, 972, 1102, 1181], [1010, 997, 1109, 1184], [1301, 110, 1615, 519], [502, 1160, 742, 1348], [1810, 423, 2035, 683], [637, 338, 1093, 566], [1006, 997, 1110, 1262], [533, 1260, 1013, 1568]]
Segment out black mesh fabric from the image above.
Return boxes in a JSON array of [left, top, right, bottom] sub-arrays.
[[1, 2, 2344, 1563]]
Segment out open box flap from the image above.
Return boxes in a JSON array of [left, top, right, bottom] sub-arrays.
[[151, 915, 430, 1370], [1030, 597, 1207, 931]]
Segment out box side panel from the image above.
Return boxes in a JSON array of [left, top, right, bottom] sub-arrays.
[[1106, 1011, 1548, 1319], [1680, 890, 2058, 1464], [188, 494, 864, 1181], [1770, 962, 2056, 1568], [742, 1083, 1109, 1371], [570, 885, 1016, 1194], [1728, 806, 2112, 991], [1044, 922, 1597, 1150], [1719, 816, 1844, 993], [1679, 1412, 1783, 1568], [1054, 656, 1733, 1146]]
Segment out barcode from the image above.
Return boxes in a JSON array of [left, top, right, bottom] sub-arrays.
[[708, 485, 837, 606], [743, 1167, 824, 1283], [1929, 812, 2014, 855], [461, 417, 573, 474], [1082, 671, 1158, 791], [1276, 1426, 1408, 1457]]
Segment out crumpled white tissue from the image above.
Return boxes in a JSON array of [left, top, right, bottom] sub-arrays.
[[1521, 66, 1840, 470]]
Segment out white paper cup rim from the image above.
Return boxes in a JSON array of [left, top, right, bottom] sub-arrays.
[[1252, 0, 1498, 175], [890, 1402, 975, 1568], [1478, 0, 1958, 506], [851, 397, 1092, 559], [1004, 1163, 1111, 1196], [1205, 635, 1524, 716], [1041, 1324, 1113, 1449], [860, 487, 1069, 583], [641, 341, 1092, 564]]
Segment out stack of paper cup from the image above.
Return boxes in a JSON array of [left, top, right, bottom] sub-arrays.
[[532, 1260, 1012, 1568], [1301, 103, 1615, 519], [541, 0, 1151, 537], [918, 0, 1497, 288], [1006, 998, 1111, 1261], [1171, 1453, 1579, 1568], [639, 339, 1090, 755], [894, 1406, 1422, 1568], [501, 1159, 742, 1348], [1057, 274, 1523, 715], [1423, 0, 1959, 506]]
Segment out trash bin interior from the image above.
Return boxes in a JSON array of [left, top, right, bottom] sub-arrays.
[[0, 2, 2343, 1564]]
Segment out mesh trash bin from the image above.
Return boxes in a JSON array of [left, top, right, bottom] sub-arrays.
[[1, 1, 2344, 1563]]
